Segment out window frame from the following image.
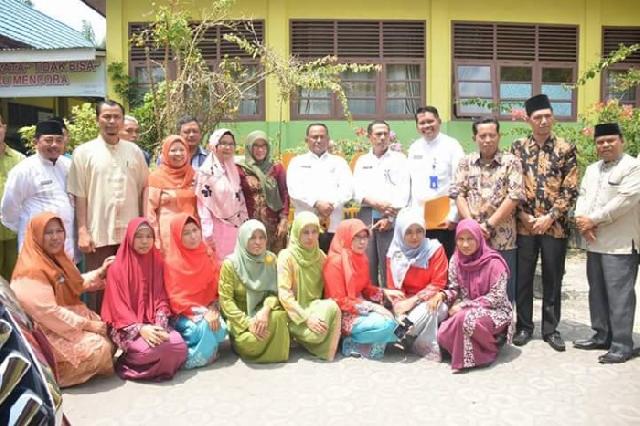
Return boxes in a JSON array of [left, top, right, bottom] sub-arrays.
[[290, 19, 426, 121], [452, 21, 579, 121], [600, 26, 640, 107]]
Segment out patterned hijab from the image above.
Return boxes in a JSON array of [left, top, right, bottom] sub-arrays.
[[239, 130, 284, 212], [148, 135, 196, 211], [327, 219, 370, 297], [454, 219, 509, 299], [163, 213, 220, 317], [102, 218, 168, 329], [11, 212, 84, 306], [386, 208, 442, 289], [227, 219, 278, 317], [285, 212, 326, 307]]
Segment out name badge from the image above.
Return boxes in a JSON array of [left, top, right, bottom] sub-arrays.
[[40, 179, 53, 186], [412, 155, 423, 160], [301, 165, 311, 169], [363, 165, 373, 169], [429, 175, 438, 189]]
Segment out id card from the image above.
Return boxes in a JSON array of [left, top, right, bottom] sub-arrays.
[[429, 175, 438, 190]]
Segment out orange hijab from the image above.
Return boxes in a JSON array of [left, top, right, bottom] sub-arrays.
[[326, 218, 371, 298], [11, 212, 84, 306], [163, 213, 220, 317], [148, 135, 196, 210]]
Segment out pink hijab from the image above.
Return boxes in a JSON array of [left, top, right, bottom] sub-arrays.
[[453, 219, 509, 300], [195, 128, 246, 222]]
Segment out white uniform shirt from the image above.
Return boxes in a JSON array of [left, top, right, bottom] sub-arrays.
[[353, 148, 410, 211], [1, 154, 75, 259], [407, 133, 465, 222], [575, 153, 640, 254], [286, 151, 353, 233]]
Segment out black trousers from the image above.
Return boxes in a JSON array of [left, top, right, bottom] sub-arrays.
[[319, 232, 334, 254], [425, 229, 455, 259], [515, 235, 567, 336], [586, 252, 638, 356]]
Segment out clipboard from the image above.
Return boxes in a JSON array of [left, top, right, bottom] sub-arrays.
[[423, 195, 450, 230]]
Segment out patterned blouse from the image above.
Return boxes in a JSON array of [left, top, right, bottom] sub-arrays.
[[509, 134, 578, 238], [450, 151, 523, 250]]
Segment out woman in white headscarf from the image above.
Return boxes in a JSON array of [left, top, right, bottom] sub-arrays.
[[195, 128, 249, 260], [385, 208, 449, 360]]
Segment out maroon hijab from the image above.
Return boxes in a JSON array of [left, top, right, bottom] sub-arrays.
[[454, 219, 509, 300], [101, 218, 169, 329]]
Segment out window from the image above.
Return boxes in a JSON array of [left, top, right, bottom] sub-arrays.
[[290, 20, 426, 120], [602, 27, 640, 107], [452, 22, 578, 120], [128, 21, 265, 120]]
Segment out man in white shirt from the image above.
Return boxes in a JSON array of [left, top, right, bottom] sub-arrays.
[[408, 106, 465, 257], [1, 120, 75, 260], [354, 120, 410, 286], [68, 100, 148, 311], [574, 122, 640, 364], [287, 123, 353, 252]]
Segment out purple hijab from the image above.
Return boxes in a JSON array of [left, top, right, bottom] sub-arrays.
[[454, 219, 509, 300]]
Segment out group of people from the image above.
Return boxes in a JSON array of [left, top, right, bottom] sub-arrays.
[[0, 92, 637, 406]]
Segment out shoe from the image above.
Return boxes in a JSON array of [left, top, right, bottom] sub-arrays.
[[573, 339, 609, 351], [512, 330, 532, 347], [598, 352, 631, 364], [543, 332, 566, 352]]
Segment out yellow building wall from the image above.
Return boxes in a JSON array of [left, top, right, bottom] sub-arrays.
[[107, 0, 640, 121]]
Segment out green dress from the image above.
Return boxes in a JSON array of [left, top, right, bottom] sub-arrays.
[[277, 212, 341, 361], [219, 259, 290, 363]]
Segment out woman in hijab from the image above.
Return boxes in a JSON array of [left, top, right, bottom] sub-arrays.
[[323, 219, 398, 359], [145, 135, 197, 253], [164, 213, 227, 369], [278, 212, 341, 361], [101, 218, 187, 381], [238, 131, 289, 253], [385, 208, 449, 360], [437, 219, 513, 373], [195, 129, 248, 260], [10, 212, 114, 387], [218, 220, 290, 363]]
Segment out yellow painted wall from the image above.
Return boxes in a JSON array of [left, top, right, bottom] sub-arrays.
[[107, 0, 640, 121]]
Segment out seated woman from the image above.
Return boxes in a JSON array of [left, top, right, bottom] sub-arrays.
[[195, 128, 249, 260], [437, 219, 513, 373], [164, 213, 227, 369], [323, 219, 397, 360], [219, 220, 290, 363], [238, 131, 289, 254], [278, 212, 341, 361], [385, 208, 449, 361], [101, 218, 187, 381], [145, 135, 197, 254], [10, 212, 113, 387]]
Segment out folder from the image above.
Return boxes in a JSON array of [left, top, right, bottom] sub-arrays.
[[423, 195, 450, 230]]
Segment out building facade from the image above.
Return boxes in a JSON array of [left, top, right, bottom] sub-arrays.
[[95, 0, 640, 151]]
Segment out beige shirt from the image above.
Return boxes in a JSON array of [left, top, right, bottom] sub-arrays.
[[575, 153, 640, 254], [67, 136, 148, 247]]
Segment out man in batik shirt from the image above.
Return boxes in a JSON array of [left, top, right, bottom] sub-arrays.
[[510, 94, 578, 352]]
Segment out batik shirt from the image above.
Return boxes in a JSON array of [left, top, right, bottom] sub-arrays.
[[510, 134, 578, 238], [450, 151, 523, 250]]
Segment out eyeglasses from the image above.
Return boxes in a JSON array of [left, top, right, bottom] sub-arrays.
[[353, 235, 370, 242], [218, 142, 236, 147]]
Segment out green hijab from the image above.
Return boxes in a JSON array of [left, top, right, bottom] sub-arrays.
[[287, 211, 325, 307], [239, 130, 284, 212], [228, 219, 278, 317]]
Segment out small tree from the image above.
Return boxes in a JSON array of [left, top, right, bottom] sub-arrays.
[[122, 0, 379, 157]]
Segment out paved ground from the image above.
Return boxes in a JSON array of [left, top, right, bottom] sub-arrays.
[[62, 251, 640, 426]]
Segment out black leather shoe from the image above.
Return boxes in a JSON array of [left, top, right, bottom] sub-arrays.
[[543, 332, 566, 352], [512, 330, 532, 347], [573, 339, 609, 350], [598, 352, 630, 364]]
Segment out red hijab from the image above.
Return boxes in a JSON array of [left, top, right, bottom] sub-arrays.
[[163, 213, 220, 317], [454, 219, 509, 299], [101, 218, 169, 329], [326, 219, 371, 298], [12, 212, 84, 306]]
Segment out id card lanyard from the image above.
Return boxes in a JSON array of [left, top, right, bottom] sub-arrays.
[[429, 157, 438, 190]]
